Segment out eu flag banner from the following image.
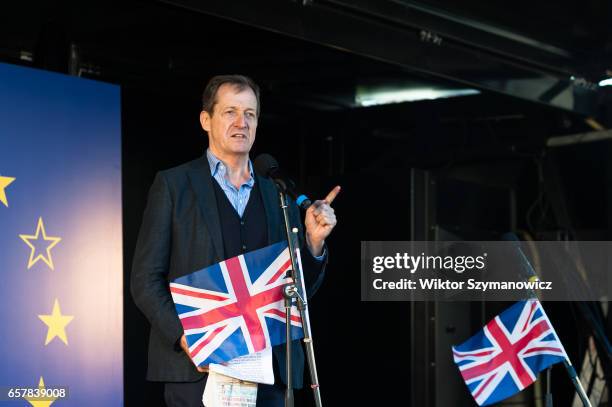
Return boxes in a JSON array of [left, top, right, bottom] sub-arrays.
[[170, 241, 304, 367], [452, 299, 568, 406], [0, 62, 122, 405]]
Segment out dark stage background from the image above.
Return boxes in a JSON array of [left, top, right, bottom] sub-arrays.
[[2, 1, 612, 406]]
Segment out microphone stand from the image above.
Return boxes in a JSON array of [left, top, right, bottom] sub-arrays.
[[278, 189, 323, 407]]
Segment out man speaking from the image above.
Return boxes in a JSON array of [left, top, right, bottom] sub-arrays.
[[131, 75, 339, 407]]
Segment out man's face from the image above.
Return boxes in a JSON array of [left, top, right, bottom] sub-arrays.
[[200, 84, 258, 158]]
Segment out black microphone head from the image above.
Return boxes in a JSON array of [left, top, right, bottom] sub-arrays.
[[254, 153, 279, 177]]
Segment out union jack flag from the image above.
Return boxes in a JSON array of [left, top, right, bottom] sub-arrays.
[[170, 241, 304, 367], [452, 300, 567, 406]]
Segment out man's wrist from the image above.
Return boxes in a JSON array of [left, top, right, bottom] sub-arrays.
[[306, 233, 324, 257], [313, 247, 326, 261]]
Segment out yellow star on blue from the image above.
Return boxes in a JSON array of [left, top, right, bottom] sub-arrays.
[[19, 217, 62, 270], [38, 299, 74, 346], [24, 376, 58, 407], [0, 175, 16, 207]]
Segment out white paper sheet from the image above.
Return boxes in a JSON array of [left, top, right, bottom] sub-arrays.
[[208, 347, 274, 385], [203, 371, 258, 407]]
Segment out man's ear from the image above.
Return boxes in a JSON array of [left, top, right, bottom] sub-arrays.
[[200, 110, 211, 133]]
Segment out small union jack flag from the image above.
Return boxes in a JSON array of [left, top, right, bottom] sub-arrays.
[[170, 241, 304, 367], [452, 300, 567, 406]]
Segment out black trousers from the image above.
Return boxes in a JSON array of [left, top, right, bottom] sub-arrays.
[[164, 376, 285, 407]]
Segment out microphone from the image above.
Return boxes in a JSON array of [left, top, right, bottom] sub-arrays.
[[254, 153, 312, 210]]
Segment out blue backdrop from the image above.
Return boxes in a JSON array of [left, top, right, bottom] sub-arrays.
[[0, 62, 123, 406]]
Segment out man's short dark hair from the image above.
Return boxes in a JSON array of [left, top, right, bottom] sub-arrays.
[[201, 75, 260, 116]]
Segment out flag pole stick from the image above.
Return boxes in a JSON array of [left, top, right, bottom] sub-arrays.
[[563, 359, 591, 407], [504, 234, 592, 407], [532, 289, 591, 407]]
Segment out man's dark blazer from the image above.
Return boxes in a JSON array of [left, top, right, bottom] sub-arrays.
[[130, 154, 327, 387]]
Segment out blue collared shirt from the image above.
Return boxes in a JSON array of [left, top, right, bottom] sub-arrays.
[[206, 149, 254, 218]]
